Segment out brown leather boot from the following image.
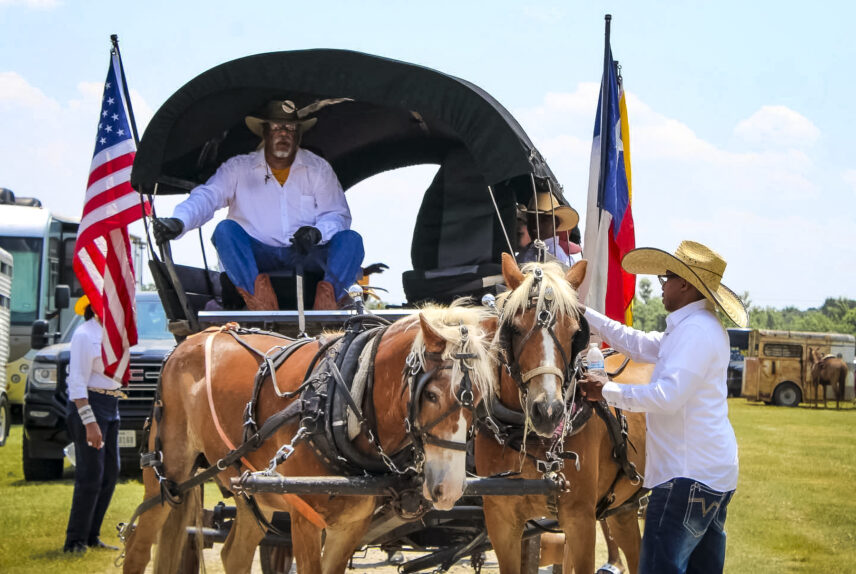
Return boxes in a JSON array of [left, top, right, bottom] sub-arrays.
[[236, 274, 279, 311], [313, 280, 337, 310]]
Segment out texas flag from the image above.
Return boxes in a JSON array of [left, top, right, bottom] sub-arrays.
[[580, 44, 636, 324]]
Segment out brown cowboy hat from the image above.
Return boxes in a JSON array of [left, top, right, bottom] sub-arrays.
[[621, 240, 748, 327], [245, 98, 352, 138], [519, 193, 580, 232]]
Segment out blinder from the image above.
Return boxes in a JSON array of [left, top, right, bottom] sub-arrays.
[[405, 346, 476, 456]]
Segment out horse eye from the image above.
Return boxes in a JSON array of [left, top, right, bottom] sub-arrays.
[[423, 390, 439, 403]]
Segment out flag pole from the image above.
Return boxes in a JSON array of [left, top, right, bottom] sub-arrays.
[[110, 34, 140, 146], [596, 14, 612, 212]]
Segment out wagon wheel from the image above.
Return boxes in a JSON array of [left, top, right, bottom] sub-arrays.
[[260, 544, 294, 574]]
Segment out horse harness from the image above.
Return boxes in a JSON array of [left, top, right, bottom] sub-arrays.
[[478, 269, 644, 519], [123, 316, 477, 545]]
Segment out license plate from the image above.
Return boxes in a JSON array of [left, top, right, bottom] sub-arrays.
[[118, 430, 136, 448]]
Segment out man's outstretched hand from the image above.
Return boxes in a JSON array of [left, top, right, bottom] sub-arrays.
[[152, 217, 184, 244], [293, 226, 322, 254]]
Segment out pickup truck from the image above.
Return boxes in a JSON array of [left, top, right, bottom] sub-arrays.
[[21, 291, 174, 480]]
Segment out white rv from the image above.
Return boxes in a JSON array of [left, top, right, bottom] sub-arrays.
[[0, 189, 78, 414]]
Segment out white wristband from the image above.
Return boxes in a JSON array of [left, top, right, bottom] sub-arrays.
[[77, 405, 97, 425]]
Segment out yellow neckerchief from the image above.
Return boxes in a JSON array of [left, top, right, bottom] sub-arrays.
[[270, 166, 290, 185]]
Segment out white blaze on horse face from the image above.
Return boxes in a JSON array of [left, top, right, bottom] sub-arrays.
[[533, 328, 560, 404], [422, 410, 468, 511]]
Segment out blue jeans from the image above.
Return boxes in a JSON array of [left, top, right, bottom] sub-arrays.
[[212, 220, 365, 300], [65, 391, 120, 547], [639, 478, 734, 574]]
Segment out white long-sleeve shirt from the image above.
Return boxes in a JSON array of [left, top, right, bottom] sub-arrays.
[[584, 299, 739, 492], [173, 148, 351, 246], [66, 319, 121, 400]]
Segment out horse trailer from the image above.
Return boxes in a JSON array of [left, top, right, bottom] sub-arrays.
[[0, 247, 12, 445], [742, 329, 855, 407]]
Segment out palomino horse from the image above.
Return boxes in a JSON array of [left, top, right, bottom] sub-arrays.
[[808, 347, 849, 409], [475, 255, 648, 574], [121, 304, 495, 574]]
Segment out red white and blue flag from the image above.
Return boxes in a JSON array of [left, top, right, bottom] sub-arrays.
[[72, 46, 146, 384], [581, 42, 636, 324]]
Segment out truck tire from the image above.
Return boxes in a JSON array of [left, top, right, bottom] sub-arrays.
[[0, 396, 10, 447], [773, 382, 801, 407], [22, 434, 64, 480]]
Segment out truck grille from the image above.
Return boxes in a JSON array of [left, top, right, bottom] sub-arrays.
[[125, 361, 162, 400]]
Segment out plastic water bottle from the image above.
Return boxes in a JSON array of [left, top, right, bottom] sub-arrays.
[[586, 343, 607, 378]]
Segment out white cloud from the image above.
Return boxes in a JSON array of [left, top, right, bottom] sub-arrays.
[[0, 72, 153, 220], [511, 86, 844, 307], [0, 71, 60, 116], [733, 105, 820, 149]]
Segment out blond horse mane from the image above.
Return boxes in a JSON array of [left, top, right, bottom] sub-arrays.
[[496, 260, 579, 324], [406, 300, 497, 400]]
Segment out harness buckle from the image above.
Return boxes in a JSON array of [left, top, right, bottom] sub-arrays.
[[458, 388, 474, 408], [536, 458, 563, 475], [405, 351, 422, 375], [484, 416, 505, 444], [139, 450, 163, 469]]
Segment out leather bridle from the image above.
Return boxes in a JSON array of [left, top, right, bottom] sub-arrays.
[[404, 326, 477, 461]]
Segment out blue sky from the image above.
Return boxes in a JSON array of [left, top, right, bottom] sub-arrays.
[[1, 0, 854, 308]]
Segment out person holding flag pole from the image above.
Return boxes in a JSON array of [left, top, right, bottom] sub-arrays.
[[578, 16, 744, 574], [63, 35, 145, 554]]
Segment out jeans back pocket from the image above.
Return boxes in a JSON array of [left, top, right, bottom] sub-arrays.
[[682, 481, 725, 538]]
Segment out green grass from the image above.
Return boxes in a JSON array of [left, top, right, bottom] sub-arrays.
[[726, 400, 856, 573], [0, 399, 854, 573]]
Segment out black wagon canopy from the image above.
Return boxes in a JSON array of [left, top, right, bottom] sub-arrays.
[[131, 48, 558, 194], [133, 49, 571, 303]]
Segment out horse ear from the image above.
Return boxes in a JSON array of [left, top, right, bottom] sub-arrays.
[[565, 259, 588, 290], [502, 252, 524, 290], [419, 313, 446, 354]]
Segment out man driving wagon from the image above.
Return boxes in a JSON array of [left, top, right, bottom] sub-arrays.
[[153, 99, 365, 311]]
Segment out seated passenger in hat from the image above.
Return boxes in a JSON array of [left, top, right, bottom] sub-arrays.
[[516, 193, 581, 267], [152, 99, 363, 311]]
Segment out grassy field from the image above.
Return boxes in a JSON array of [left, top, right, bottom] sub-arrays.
[[0, 399, 854, 573]]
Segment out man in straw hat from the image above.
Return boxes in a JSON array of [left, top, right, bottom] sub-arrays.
[[517, 192, 581, 266], [578, 240, 748, 574], [153, 99, 363, 310]]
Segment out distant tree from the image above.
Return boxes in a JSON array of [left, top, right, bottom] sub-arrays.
[[743, 295, 856, 337], [632, 290, 667, 332], [639, 278, 653, 304]]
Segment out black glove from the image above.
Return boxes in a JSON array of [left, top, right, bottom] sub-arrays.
[[152, 217, 184, 244], [362, 262, 389, 276], [292, 226, 321, 254]]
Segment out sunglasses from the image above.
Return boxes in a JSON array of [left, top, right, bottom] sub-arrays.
[[657, 273, 678, 287], [266, 122, 299, 133]]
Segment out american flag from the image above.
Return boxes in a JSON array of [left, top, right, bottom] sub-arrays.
[[72, 48, 146, 384]]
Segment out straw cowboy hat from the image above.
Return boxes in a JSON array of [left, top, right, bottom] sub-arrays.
[[245, 98, 352, 138], [622, 240, 748, 327], [74, 295, 90, 316], [519, 193, 580, 232]]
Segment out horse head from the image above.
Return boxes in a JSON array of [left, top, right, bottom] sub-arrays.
[[405, 305, 495, 510], [494, 253, 589, 437]]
